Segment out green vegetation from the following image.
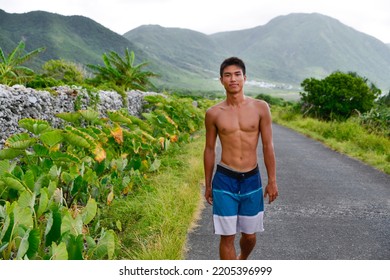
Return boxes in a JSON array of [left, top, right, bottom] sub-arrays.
[[360, 92, 390, 137], [300, 71, 380, 120], [1, 41, 157, 95], [0, 93, 207, 259], [87, 48, 158, 92], [101, 133, 204, 259], [41, 59, 85, 84], [0, 41, 45, 86], [27, 59, 86, 88]]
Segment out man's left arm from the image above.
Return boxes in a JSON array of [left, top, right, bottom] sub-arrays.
[[259, 102, 279, 203]]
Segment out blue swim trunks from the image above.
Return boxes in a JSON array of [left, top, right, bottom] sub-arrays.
[[212, 163, 264, 235]]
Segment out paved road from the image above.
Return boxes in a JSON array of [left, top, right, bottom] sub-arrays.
[[185, 124, 390, 259]]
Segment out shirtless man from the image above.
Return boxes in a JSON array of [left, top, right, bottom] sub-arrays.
[[204, 57, 278, 260]]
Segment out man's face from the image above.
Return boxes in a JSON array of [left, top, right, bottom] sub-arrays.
[[220, 65, 246, 94]]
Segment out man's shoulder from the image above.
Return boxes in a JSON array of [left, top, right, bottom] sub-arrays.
[[246, 96, 269, 108], [206, 101, 226, 114]]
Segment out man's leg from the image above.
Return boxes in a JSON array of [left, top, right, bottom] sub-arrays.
[[219, 235, 236, 260], [237, 233, 256, 260]]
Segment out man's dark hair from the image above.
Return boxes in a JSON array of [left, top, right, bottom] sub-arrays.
[[220, 57, 246, 77]]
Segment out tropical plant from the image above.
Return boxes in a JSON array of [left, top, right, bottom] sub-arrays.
[[87, 48, 158, 92], [300, 71, 381, 120], [0, 93, 205, 259], [0, 116, 119, 260], [0, 41, 45, 86]]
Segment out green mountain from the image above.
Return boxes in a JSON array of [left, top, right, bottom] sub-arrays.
[[1, 10, 390, 91], [0, 9, 142, 67], [123, 25, 225, 90], [210, 13, 390, 89]]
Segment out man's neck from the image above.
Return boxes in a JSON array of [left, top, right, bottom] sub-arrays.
[[226, 91, 246, 106]]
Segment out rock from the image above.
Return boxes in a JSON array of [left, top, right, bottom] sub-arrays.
[[0, 85, 161, 149]]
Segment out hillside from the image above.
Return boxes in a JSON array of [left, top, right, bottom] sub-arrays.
[[210, 13, 390, 89], [123, 25, 224, 89], [0, 9, 142, 67]]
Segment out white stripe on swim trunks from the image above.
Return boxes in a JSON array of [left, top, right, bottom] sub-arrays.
[[213, 211, 264, 235]]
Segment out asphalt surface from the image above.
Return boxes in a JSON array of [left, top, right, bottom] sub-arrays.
[[185, 124, 390, 260]]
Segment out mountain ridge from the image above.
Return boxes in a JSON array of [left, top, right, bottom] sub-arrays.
[[0, 9, 143, 66], [205, 13, 390, 87]]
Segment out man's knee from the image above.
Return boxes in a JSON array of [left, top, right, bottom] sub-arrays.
[[220, 235, 235, 244], [241, 233, 256, 243]]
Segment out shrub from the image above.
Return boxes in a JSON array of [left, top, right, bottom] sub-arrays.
[[300, 71, 380, 120], [42, 59, 85, 85]]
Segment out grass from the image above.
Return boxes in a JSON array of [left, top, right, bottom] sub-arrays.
[[272, 106, 390, 174], [100, 132, 205, 259]]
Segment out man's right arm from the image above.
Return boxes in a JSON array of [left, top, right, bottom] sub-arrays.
[[203, 109, 217, 205]]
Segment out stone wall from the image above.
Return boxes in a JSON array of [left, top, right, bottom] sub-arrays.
[[0, 84, 159, 149]]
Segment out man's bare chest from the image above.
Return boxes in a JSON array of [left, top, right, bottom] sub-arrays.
[[216, 108, 260, 134]]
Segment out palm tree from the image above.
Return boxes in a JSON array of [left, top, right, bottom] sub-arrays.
[[0, 41, 45, 85], [87, 48, 158, 91]]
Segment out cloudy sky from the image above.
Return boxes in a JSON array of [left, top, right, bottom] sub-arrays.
[[1, 0, 389, 43]]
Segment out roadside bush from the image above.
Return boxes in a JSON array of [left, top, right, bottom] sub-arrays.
[[300, 71, 380, 120], [272, 103, 301, 122]]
